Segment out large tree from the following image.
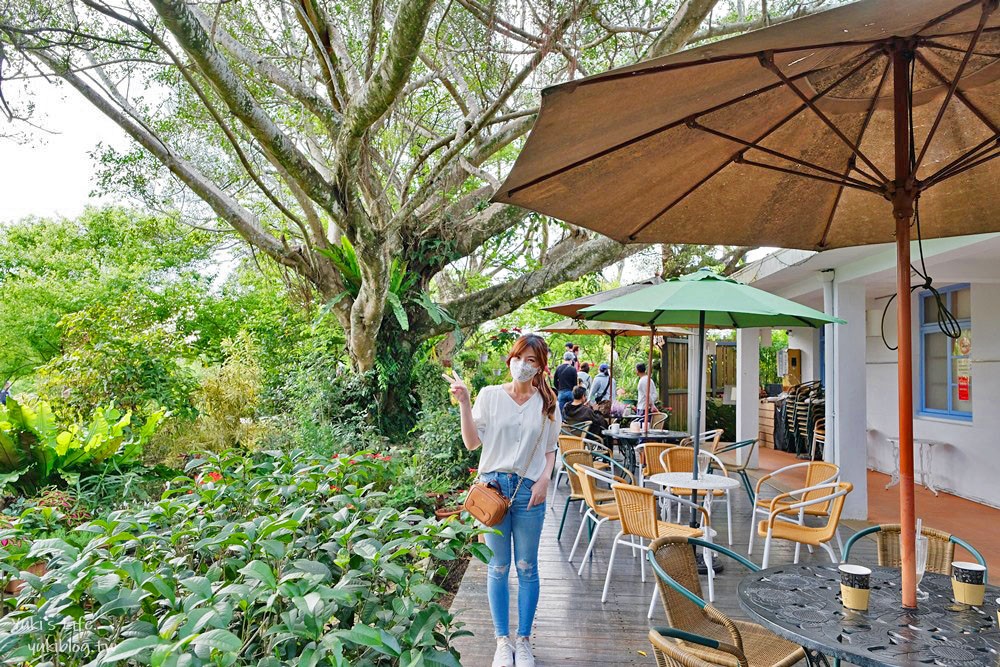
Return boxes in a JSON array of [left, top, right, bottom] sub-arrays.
[[0, 0, 833, 370]]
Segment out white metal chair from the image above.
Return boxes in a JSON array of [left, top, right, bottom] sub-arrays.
[[658, 448, 735, 545], [748, 460, 842, 561], [602, 482, 718, 616], [759, 482, 853, 568]]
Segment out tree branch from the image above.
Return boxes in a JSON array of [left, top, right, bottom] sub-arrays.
[[646, 0, 722, 59]]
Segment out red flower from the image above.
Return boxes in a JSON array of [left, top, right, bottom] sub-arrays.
[[468, 467, 478, 475], [330, 484, 340, 491], [197, 471, 223, 484], [332, 453, 340, 459], [500, 328, 509, 333]]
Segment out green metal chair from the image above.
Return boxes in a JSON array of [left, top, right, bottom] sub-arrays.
[[647, 536, 811, 667], [710, 439, 758, 504], [842, 523, 987, 579]]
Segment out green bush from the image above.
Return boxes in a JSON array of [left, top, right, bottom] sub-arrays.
[[0, 448, 485, 665], [705, 398, 736, 442], [0, 396, 165, 495]]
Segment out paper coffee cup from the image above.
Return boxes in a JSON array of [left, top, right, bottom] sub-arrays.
[[611, 423, 620, 434], [952, 561, 986, 606], [995, 597, 1000, 627], [839, 564, 872, 611], [630, 421, 642, 432]]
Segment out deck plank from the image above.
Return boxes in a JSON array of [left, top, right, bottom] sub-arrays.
[[451, 466, 878, 666]]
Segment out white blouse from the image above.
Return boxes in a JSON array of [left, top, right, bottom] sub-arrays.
[[472, 385, 561, 482]]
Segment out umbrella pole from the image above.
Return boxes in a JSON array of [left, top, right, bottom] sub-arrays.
[[693, 312, 706, 482], [609, 332, 616, 403], [892, 41, 917, 609], [644, 326, 656, 432]]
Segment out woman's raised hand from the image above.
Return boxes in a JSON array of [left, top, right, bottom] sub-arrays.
[[442, 369, 471, 406]]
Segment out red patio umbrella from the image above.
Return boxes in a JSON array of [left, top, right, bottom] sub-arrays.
[[495, 0, 1000, 607]]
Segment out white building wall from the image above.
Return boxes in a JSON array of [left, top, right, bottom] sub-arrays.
[[787, 328, 821, 383], [865, 283, 1000, 509]]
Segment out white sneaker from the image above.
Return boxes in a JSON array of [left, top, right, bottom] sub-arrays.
[[493, 636, 515, 667], [514, 636, 535, 667]]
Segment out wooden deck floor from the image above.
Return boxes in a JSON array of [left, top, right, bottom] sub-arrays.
[[451, 462, 879, 666]]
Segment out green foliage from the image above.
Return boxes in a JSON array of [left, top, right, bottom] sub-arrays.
[[0, 208, 216, 384], [0, 396, 164, 495], [0, 449, 483, 665], [150, 333, 269, 464], [36, 294, 201, 421], [410, 408, 479, 492], [705, 398, 736, 442]]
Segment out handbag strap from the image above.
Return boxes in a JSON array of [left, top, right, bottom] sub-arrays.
[[509, 414, 548, 503]]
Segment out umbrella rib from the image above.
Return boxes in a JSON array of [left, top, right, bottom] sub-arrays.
[[923, 132, 1000, 186], [504, 77, 797, 199], [914, 0, 987, 37], [913, 4, 993, 173], [624, 47, 884, 241], [760, 54, 890, 184], [915, 51, 999, 136], [734, 156, 881, 192], [818, 54, 892, 249], [925, 145, 1000, 188], [688, 120, 882, 192]]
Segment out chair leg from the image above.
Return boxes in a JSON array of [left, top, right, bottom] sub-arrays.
[[748, 509, 758, 555], [740, 472, 754, 504], [568, 510, 592, 563], [601, 531, 623, 603], [577, 517, 608, 575], [794, 542, 801, 564], [640, 538, 646, 582], [820, 541, 839, 563], [557, 497, 573, 541], [725, 491, 733, 546], [835, 527, 844, 555], [762, 532, 773, 569], [647, 586, 659, 619]]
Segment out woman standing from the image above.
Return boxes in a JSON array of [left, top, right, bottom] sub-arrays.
[[444, 334, 560, 667]]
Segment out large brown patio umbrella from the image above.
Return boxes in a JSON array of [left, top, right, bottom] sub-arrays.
[[540, 318, 689, 420], [495, 0, 1000, 608]]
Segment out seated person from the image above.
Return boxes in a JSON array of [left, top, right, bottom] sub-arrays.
[[562, 386, 608, 438]]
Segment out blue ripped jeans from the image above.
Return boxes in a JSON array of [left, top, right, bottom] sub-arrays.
[[480, 471, 546, 638]]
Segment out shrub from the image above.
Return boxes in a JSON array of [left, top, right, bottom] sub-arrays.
[[0, 448, 485, 665], [0, 396, 165, 495]]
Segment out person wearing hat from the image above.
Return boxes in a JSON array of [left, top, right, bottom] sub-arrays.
[[553, 351, 579, 415]]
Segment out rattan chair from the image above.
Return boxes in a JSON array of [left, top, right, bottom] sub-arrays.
[[748, 461, 841, 560], [562, 420, 593, 438], [556, 450, 614, 540], [650, 411, 670, 430], [604, 483, 709, 615], [759, 481, 853, 568], [553, 433, 610, 495], [568, 461, 635, 574], [842, 523, 987, 577], [647, 536, 807, 667], [712, 439, 758, 505], [635, 442, 675, 487], [660, 448, 734, 545], [809, 419, 826, 461]]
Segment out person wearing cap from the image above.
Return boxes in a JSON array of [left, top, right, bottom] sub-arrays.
[[587, 363, 615, 411], [553, 351, 579, 415]]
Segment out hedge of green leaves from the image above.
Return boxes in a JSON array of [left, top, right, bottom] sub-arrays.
[[0, 449, 486, 666]]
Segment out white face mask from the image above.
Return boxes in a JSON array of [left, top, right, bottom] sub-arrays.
[[509, 358, 539, 383]]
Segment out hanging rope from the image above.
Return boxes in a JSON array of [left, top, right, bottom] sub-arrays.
[[880, 48, 962, 350]]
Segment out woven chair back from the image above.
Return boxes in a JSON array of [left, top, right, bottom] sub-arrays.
[[562, 450, 594, 498], [573, 464, 618, 519], [643, 442, 674, 477], [664, 446, 696, 474], [649, 537, 706, 632], [558, 434, 586, 453], [877, 524, 955, 575], [814, 482, 852, 543], [702, 429, 724, 453], [803, 461, 840, 511], [649, 412, 670, 430], [612, 483, 660, 540], [650, 634, 719, 667]]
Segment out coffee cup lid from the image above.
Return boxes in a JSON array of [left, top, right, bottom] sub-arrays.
[[838, 564, 872, 576], [953, 561, 986, 571]]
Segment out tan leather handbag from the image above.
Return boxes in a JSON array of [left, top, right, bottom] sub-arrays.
[[463, 417, 548, 527]]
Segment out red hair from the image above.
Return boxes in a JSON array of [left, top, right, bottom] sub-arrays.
[[506, 334, 557, 419]]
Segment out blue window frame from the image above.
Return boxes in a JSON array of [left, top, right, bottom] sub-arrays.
[[919, 284, 972, 421]]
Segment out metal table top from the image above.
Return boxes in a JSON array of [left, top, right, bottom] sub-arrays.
[[739, 563, 1000, 667]]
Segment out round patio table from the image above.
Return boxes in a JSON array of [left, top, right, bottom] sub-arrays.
[[738, 563, 1000, 667], [600, 428, 688, 477]]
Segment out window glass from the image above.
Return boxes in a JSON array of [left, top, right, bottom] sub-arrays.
[[953, 287, 972, 320], [924, 331, 948, 411], [923, 296, 939, 324]]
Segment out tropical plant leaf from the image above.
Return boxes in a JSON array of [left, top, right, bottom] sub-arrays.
[[386, 292, 409, 331]]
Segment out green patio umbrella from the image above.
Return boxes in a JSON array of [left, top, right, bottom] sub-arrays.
[[580, 268, 843, 485]]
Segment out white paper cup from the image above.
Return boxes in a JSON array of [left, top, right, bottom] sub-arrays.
[[839, 564, 872, 611], [610, 423, 620, 434], [952, 561, 986, 606]]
